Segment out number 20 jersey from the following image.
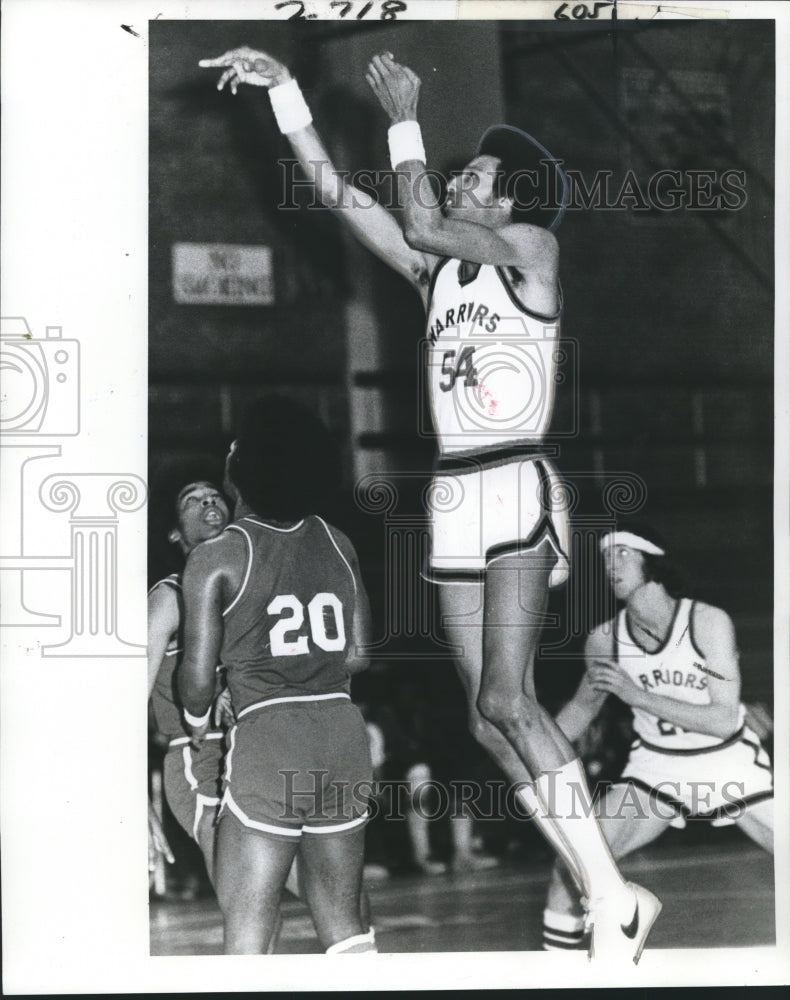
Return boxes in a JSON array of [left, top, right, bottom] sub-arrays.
[[219, 515, 358, 713], [426, 258, 562, 457]]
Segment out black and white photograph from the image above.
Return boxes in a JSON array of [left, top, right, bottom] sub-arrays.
[[2, 0, 789, 993]]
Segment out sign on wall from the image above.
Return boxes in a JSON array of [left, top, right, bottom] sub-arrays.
[[171, 243, 274, 305]]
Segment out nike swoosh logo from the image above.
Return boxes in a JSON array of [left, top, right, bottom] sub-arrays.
[[621, 900, 639, 939]]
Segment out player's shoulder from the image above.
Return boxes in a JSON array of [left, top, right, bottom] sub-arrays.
[[148, 575, 181, 611], [691, 600, 734, 635], [505, 221, 559, 262], [313, 516, 360, 565], [185, 527, 246, 572]]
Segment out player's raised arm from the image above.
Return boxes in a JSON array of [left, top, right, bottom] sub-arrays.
[[365, 52, 558, 271], [199, 46, 434, 297], [554, 627, 611, 744]]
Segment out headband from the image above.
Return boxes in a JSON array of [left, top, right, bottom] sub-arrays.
[[599, 531, 666, 556]]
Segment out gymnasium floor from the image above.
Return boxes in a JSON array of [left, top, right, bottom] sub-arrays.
[[150, 825, 775, 956]]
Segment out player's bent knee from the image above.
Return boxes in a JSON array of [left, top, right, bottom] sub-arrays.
[[476, 689, 534, 736]]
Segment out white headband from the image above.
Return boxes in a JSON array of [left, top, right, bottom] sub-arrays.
[[600, 531, 665, 556]]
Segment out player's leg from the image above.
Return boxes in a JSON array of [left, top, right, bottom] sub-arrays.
[[404, 762, 446, 874], [542, 783, 670, 950], [734, 799, 774, 853], [298, 828, 375, 952], [476, 543, 574, 773], [479, 546, 659, 960], [439, 573, 584, 891], [214, 815, 299, 954], [194, 803, 218, 883], [438, 579, 535, 784]]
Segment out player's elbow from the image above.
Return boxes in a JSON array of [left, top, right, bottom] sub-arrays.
[[713, 703, 742, 739], [177, 665, 214, 714], [403, 215, 437, 252]]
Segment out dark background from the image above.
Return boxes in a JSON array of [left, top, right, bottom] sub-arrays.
[[149, 19, 774, 717]]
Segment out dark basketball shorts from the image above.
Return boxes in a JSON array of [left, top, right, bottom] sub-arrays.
[[615, 724, 774, 828], [219, 693, 373, 841], [163, 731, 225, 841]]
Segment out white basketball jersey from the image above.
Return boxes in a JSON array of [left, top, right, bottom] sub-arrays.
[[613, 597, 744, 751], [426, 258, 562, 457]]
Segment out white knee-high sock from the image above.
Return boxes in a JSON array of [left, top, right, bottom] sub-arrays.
[[516, 783, 586, 896], [536, 758, 629, 907]]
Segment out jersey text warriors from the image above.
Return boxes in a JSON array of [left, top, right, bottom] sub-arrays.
[[426, 258, 562, 457], [613, 598, 745, 751]]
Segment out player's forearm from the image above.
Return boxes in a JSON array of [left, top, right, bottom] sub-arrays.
[[555, 696, 603, 744], [634, 690, 740, 739], [396, 143, 444, 250], [177, 659, 216, 718], [286, 125, 354, 210]]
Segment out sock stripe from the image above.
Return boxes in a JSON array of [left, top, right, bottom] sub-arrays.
[[543, 925, 585, 941]]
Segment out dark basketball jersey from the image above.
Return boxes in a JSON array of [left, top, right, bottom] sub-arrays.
[[149, 574, 188, 738], [149, 573, 224, 739], [220, 515, 358, 713]]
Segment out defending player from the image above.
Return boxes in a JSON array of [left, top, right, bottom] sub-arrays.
[[197, 46, 659, 962], [178, 397, 376, 955], [541, 523, 774, 951], [148, 480, 232, 881]]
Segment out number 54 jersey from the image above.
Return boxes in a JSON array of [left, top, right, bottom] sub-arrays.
[[219, 514, 358, 713], [426, 258, 563, 457]]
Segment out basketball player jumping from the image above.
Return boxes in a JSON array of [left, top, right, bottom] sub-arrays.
[[198, 45, 660, 962], [541, 523, 774, 951]]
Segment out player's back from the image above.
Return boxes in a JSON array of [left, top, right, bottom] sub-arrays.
[[221, 514, 358, 712]]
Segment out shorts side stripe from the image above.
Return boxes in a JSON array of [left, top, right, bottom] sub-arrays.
[[302, 811, 369, 835], [223, 788, 302, 838], [192, 792, 220, 841], [224, 725, 237, 784], [182, 746, 198, 792]]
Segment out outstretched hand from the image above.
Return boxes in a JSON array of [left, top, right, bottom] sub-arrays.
[[199, 46, 291, 94], [365, 52, 421, 123]]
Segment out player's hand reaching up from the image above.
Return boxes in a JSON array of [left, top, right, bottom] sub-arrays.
[[366, 52, 421, 123], [199, 47, 291, 94]]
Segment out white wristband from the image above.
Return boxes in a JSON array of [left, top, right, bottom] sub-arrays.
[[183, 706, 211, 728], [388, 121, 426, 170], [269, 78, 313, 135]]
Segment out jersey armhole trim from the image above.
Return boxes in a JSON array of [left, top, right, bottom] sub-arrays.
[[688, 600, 708, 661], [222, 524, 253, 617], [495, 266, 563, 322], [315, 516, 357, 595]]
